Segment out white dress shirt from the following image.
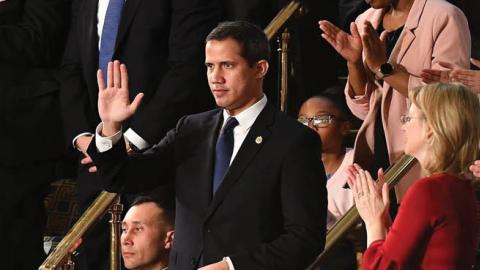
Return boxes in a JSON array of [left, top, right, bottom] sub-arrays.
[[220, 95, 267, 164]]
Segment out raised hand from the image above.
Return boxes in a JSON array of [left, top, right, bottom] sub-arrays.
[[361, 21, 387, 72], [319, 20, 363, 64], [97, 60, 144, 136]]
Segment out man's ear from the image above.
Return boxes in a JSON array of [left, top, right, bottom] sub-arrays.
[[255, 60, 269, 79], [164, 230, 175, 250]]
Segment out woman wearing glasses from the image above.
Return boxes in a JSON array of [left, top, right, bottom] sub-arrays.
[[298, 88, 358, 270], [298, 88, 354, 229], [348, 83, 479, 270], [318, 0, 471, 202]]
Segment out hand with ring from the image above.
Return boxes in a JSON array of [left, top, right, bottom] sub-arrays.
[[347, 164, 390, 227]]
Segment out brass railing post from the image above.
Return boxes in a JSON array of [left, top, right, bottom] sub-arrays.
[[279, 28, 290, 112], [264, 0, 302, 112], [109, 196, 123, 270]]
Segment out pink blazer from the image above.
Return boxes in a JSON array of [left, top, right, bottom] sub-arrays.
[[326, 149, 354, 229], [345, 0, 470, 200]]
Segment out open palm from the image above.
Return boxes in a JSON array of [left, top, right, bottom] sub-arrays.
[[319, 20, 363, 64], [97, 61, 143, 125]]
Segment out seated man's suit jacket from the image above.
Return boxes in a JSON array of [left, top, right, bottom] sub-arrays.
[[89, 103, 327, 270]]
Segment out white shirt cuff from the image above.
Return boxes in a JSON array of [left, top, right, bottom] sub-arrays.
[[224, 257, 235, 270], [124, 128, 150, 150], [95, 123, 123, 153], [72, 132, 94, 150]]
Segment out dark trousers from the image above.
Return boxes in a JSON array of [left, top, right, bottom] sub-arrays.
[[0, 162, 56, 270]]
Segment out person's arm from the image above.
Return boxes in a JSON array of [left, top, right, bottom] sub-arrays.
[[362, 180, 434, 269], [59, 0, 96, 149], [359, 21, 411, 97], [124, 0, 220, 148], [228, 130, 327, 270], [87, 122, 178, 193], [0, 0, 70, 66], [422, 58, 480, 93], [86, 60, 175, 193]]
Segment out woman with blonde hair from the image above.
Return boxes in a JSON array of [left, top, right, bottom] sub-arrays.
[[348, 83, 479, 269]]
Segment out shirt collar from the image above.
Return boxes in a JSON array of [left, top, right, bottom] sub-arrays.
[[222, 95, 267, 132]]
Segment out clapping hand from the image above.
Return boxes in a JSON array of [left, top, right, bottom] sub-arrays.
[[319, 21, 363, 64], [421, 58, 480, 93], [470, 160, 480, 178], [97, 60, 144, 136], [361, 21, 388, 73], [347, 164, 390, 227]]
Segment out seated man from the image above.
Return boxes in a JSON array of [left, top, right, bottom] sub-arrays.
[[121, 195, 175, 270]]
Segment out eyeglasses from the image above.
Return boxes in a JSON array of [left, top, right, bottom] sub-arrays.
[[297, 115, 337, 128], [400, 115, 424, 124]]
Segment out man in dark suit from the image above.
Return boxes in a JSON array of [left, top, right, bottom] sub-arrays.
[[0, 0, 70, 268], [59, 0, 220, 268], [88, 21, 327, 270]]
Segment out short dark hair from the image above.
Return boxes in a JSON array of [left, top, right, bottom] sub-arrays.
[[132, 195, 175, 227], [206, 21, 270, 66], [312, 86, 354, 121]]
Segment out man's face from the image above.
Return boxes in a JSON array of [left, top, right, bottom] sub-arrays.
[[205, 38, 267, 116], [121, 202, 172, 270]]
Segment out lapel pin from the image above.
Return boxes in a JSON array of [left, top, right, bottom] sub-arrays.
[[255, 136, 263, 144]]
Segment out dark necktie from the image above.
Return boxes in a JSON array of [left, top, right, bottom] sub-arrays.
[[212, 117, 239, 194], [99, 0, 124, 78]]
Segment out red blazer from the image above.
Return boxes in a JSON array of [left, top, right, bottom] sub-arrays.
[[363, 173, 478, 269]]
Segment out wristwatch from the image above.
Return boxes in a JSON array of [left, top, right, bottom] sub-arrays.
[[375, 62, 395, 80]]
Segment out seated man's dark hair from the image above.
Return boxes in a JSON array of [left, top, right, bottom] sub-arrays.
[[132, 193, 175, 227]]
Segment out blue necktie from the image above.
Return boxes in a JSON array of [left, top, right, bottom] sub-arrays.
[[212, 117, 239, 194], [99, 0, 124, 78]]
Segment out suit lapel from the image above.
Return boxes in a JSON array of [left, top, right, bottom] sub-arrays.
[[204, 104, 275, 222], [391, 0, 426, 64], [114, 0, 142, 51]]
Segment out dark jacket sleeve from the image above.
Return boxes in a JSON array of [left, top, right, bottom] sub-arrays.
[[230, 129, 327, 270], [87, 117, 188, 193]]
